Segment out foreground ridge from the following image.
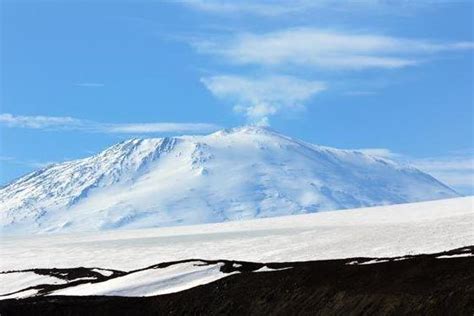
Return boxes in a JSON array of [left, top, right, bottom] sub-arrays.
[[1, 246, 473, 315]]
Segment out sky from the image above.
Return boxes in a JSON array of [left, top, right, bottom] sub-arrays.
[[0, 0, 473, 194]]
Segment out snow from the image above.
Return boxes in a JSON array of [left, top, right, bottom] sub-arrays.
[[254, 266, 292, 272], [0, 126, 458, 235], [91, 269, 114, 277], [0, 196, 471, 300], [436, 253, 473, 259], [0, 272, 67, 296], [393, 258, 409, 262], [0, 196, 472, 273], [49, 262, 235, 297], [358, 259, 390, 265], [0, 289, 39, 300]]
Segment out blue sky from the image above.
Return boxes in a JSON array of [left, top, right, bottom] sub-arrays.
[[1, 0, 473, 194]]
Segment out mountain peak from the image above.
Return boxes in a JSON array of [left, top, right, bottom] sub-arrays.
[[209, 125, 276, 137]]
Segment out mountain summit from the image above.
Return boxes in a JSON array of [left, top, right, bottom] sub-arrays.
[[0, 126, 458, 234]]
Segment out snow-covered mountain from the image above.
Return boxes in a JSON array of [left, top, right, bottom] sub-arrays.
[[0, 126, 458, 234]]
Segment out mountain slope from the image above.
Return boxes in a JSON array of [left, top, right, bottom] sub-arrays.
[[0, 126, 458, 234]]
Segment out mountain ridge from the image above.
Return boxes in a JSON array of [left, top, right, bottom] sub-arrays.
[[0, 126, 459, 234]]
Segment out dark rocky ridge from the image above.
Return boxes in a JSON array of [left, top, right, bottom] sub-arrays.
[[1, 246, 473, 315]]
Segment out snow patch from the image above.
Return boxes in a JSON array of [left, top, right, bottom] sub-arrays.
[[358, 259, 390, 265], [436, 253, 473, 259], [0, 272, 67, 296], [50, 262, 236, 297], [91, 269, 115, 277], [254, 266, 293, 272]]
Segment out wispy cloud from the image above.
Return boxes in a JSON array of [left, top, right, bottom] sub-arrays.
[[0, 113, 83, 130], [358, 147, 474, 194], [0, 155, 57, 170], [411, 155, 474, 189], [23, 160, 57, 169], [356, 148, 400, 158], [74, 83, 105, 88], [0, 113, 220, 134], [193, 28, 474, 70], [104, 123, 221, 134], [180, 0, 436, 16], [180, 0, 316, 16], [0, 156, 15, 162], [201, 75, 326, 125]]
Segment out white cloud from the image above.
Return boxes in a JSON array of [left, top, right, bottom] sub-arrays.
[[0, 156, 14, 161], [104, 122, 220, 134], [201, 75, 326, 125], [180, 0, 316, 16], [413, 157, 474, 172], [0, 113, 83, 130], [356, 148, 400, 158], [24, 160, 57, 169], [0, 155, 57, 170], [0, 113, 219, 134], [357, 147, 474, 194], [193, 28, 474, 70], [180, 0, 436, 16], [411, 156, 474, 190]]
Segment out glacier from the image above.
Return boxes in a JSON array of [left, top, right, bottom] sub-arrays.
[[0, 126, 459, 234]]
